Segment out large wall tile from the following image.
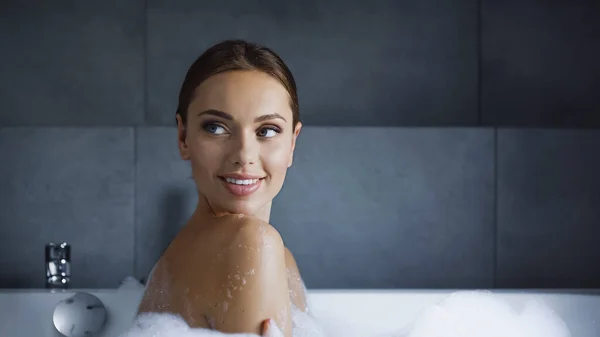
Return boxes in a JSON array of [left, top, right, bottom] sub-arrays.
[[497, 129, 600, 287], [146, 0, 478, 127], [272, 127, 495, 288], [135, 127, 198, 279], [0, 1, 145, 126], [482, 1, 600, 127], [0, 128, 134, 288]]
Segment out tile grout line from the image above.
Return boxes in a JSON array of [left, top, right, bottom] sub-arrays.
[[492, 128, 498, 288], [479, 0, 495, 288], [142, 0, 148, 125], [477, 0, 482, 125], [132, 127, 138, 281], [133, 0, 148, 280]]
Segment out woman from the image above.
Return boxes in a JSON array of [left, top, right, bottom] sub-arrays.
[[130, 39, 572, 337], [136, 40, 307, 337]]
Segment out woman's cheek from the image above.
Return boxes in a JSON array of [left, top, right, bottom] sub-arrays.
[[262, 143, 292, 171]]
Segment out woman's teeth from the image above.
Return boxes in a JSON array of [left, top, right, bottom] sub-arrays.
[[224, 178, 259, 185]]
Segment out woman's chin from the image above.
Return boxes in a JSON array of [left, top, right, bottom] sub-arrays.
[[215, 201, 263, 217]]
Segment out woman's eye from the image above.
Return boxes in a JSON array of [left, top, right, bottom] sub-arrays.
[[203, 123, 226, 135], [257, 127, 279, 138]]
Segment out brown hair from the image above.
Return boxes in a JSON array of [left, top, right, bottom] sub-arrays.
[[176, 40, 300, 127]]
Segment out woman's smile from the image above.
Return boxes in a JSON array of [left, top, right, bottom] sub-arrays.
[[218, 173, 266, 197]]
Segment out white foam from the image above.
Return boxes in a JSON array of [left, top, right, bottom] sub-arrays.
[[118, 291, 571, 337], [118, 312, 264, 337], [403, 291, 571, 337]]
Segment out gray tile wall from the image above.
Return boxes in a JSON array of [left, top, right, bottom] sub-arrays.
[[134, 128, 198, 279], [482, 1, 600, 127], [145, 0, 479, 126], [496, 130, 600, 288], [0, 128, 135, 288], [3, 0, 599, 127], [270, 128, 495, 288], [0, 1, 145, 126], [1, 1, 599, 289]]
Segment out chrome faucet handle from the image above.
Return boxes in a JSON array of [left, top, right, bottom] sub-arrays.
[[46, 242, 70, 261], [46, 242, 71, 289]]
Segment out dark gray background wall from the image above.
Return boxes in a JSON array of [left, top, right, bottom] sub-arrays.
[[0, 0, 599, 289]]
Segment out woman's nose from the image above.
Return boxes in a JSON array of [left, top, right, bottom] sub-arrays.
[[229, 133, 258, 166]]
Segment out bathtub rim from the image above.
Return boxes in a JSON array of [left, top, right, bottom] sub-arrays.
[[1, 288, 599, 295]]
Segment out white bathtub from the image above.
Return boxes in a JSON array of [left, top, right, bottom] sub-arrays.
[[0, 287, 599, 336]]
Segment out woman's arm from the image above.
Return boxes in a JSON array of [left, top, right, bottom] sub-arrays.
[[208, 220, 292, 336], [285, 248, 308, 312]]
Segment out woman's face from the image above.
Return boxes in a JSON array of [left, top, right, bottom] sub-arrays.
[[177, 70, 301, 216]]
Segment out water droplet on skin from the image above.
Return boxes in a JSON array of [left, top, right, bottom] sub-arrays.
[[227, 289, 233, 298], [222, 301, 229, 312], [242, 278, 246, 285]]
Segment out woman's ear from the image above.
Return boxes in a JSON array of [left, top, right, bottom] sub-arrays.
[[288, 122, 302, 168], [176, 114, 191, 160]]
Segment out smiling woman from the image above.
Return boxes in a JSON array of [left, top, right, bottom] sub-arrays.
[[135, 40, 307, 337]]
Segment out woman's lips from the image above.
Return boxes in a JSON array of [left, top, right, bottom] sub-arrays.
[[219, 176, 264, 197]]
